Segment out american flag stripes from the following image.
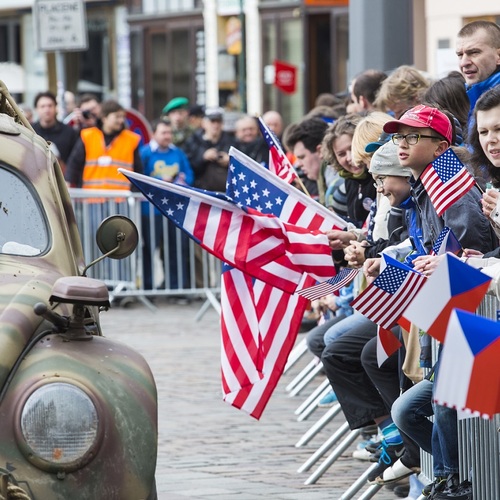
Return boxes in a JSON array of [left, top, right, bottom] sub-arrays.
[[221, 271, 314, 418], [420, 148, 476, 216], [258, 117, 298, 184], [227, 147, 347, 231], [297, 268, 360, 301], [121, 170, 335, 294], [351, 255, 427, 330], [221, 149, 343, 418]]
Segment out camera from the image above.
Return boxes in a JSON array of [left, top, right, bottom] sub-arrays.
[[82, 110, 92, 119]]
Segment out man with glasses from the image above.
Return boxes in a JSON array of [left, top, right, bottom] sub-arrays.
[[383, 104, 494, 252]]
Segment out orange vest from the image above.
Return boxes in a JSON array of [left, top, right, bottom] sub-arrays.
[[81, 127, 141, 190]]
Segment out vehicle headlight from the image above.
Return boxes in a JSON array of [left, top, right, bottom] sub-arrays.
[[18, 382, 100, 472]]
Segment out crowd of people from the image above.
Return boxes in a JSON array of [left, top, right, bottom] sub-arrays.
[[291, 19, 500, 500], [22, 18, 500, 500]]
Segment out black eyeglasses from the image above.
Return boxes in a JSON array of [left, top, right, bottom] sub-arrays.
[[391, 133, 441, 146]]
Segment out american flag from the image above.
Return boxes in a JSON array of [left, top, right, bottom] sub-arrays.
[[376, 325, 403, 367], [221, 148, 344, 418], [227, 147, 347, 231], [221, 266, 314, 417], [420, 148, 476, 216], [351, 254, 427, 329], [297, 268, 360, 301], [430, 226, 462, 256], [258, 117, 298, 184], [121, 170, 336, 294]]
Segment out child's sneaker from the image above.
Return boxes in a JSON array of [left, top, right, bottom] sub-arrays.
[[352, 435, 381, 461], [318, 390, 338, 407]]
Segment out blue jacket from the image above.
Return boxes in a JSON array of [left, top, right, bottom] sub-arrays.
[[466, 69, 500, 125], [140, 141, 194, 215]]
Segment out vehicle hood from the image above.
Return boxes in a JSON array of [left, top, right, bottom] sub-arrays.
[[0, 257, 68, 390]]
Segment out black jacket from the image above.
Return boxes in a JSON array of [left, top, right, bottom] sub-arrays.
[[184, 130, 237, 192]]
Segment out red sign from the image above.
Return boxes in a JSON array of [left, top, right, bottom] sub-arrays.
[[274, 60, 297, 94]]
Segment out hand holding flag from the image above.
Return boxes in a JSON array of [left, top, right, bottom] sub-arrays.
[[403, 253, 491, 342], [351, 254, 427, 329]]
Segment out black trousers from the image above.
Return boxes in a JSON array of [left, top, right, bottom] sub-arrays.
[[321, 316, 383, 429], [305, 314, 346, 359], [362, 335, 421, 468]]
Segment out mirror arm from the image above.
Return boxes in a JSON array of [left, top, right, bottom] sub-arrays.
[[81, 232, 125, 276]]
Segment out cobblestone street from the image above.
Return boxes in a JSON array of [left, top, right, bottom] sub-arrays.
[[101, 300, 397, 500]]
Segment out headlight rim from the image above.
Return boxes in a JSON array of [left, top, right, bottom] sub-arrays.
[[14, 378, 104, 473]]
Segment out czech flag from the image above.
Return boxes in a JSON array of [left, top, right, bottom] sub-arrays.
[[434, 309, 500, 418], [403, 254, 491, 342]]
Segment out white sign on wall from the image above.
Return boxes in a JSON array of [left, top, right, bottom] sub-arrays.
[[34, 0, 88, 52]]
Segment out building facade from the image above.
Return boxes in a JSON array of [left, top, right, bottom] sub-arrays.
[[0, 0, 499, 126]]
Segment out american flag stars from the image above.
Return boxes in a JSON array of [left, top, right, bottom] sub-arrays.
[[374, 265, 410, 294], [228, 161, 287, 214]]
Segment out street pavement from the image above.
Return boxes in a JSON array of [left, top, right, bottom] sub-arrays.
[[101, 299, 401, 500]]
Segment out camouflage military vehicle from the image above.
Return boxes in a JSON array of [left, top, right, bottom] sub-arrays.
[[0, 82, 157, 499]]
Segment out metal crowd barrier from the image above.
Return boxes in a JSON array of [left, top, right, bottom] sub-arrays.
[[418, 294, 500, 499], [68, 188, 221, 316]]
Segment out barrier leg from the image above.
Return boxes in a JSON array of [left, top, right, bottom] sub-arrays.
[[338, 464, 382, 499], [285, 359, 318, 393], [356, 483, 384, 499], [195, 289, 221, 321], [304, 429, 361, 485], [297, 421, 350, 473], [295, 403, 342, 447], [295, 378, 330, 416], [288, 362, 324, 397], [284, 338, 309, 373]]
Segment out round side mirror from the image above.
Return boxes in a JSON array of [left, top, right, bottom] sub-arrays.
[[95, 215, 138, 259]]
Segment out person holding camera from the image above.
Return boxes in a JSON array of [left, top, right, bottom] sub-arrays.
[[68, 93, 102, 131], [184, 107, 237, 193]]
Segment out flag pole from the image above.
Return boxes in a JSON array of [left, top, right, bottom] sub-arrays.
[[294, 175, 311, 197]]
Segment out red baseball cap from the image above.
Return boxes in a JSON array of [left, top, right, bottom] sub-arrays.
[[383, 105, 452, 144]]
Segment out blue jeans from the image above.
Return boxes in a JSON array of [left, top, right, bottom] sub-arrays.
[[391, 375, 459, 477], [392, 379, 434, 455], [432, 356, 459, 476], [323, 311, 367, 346]]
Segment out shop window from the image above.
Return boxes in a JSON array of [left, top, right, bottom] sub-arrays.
[[0, 19, 20, 63]]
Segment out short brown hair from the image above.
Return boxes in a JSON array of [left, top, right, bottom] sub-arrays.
[[100, 100, 124, 117], [458, 20, 500, 49]]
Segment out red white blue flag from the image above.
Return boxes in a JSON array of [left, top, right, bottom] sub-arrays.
[[221, 148, 344, 418], [122, 170, 336, 294], [434, 309, 500, 418], [351, 255, 427, 330], [297, 268, 360, 301], [258, 117, 298, 184], [430, 226, 462, 256], [403, 253, 491, 342], [420, 148, 476, 216], [227, 147, 347, 231]]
